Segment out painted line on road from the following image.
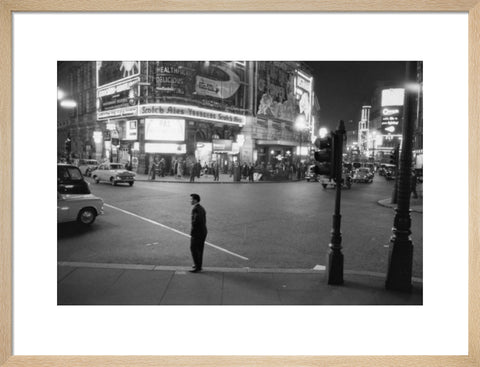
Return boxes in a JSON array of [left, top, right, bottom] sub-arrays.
[[104, 203, 249, 261]]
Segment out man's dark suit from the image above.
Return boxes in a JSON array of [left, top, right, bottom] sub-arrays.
[[191, 203, 207, 270]]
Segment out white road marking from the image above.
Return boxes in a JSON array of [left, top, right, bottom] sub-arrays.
[[105, 203, 249, 261], [313, 264, 326, 270]]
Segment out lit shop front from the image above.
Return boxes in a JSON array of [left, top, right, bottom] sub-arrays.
[[97, 103, 246, 173], [138, 104, 246, 173]]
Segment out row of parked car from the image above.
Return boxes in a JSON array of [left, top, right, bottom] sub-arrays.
[[305, 163, 375, 188]]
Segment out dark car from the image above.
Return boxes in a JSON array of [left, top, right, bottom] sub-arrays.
[[57, 164, 91, 194]]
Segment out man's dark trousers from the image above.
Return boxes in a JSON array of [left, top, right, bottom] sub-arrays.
[[191, 235, 206, 269]]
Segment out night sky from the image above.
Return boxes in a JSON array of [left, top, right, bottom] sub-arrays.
[[304, 61, 408, 132]]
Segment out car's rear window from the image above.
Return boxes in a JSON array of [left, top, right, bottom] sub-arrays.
[[58, 166, 90, 194], [110, 164, 123, 169], [58, 166, 83, 180]]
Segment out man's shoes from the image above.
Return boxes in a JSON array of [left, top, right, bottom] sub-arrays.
[[189, 268, 202, 273]]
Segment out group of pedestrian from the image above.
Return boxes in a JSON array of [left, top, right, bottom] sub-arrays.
[[241, 163, 255, 182], [189, 161, 203, 182], [148, 157, 166, 180]]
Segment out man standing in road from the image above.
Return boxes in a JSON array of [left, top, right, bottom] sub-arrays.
[[189, 193, 207, 273]]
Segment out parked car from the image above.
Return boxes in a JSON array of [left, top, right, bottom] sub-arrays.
[[352, 167, 373, 183], [379, 164, 396, 176], [92, 162, 136, 186], [57, 192, 104, 225], [305, 165, 319, 182], [58, 163, 91, 194], [77, 159, 99, 177], [319, 169, 352, 189], [57, 163, 104, 225], [384, 167, 396, 180]]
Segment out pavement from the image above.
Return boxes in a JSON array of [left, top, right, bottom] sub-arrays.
[[57, 262, 422, 305], [63, 173, 423, 305], [132, 172, 298, 184]]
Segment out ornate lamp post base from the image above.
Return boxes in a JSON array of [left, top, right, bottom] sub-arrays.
[[385, 226, 413, 292], [327, 245, 344, 285]]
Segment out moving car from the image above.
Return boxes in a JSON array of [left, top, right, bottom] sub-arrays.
[[77, 159, 99, 177], [92, 162, 136, 186], [57, 163, 104, 225], [352, 167, 373, 183]]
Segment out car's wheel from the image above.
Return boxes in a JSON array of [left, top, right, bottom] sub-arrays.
[[93, 176, 100, 184], [322, 184, 327, 189], [129, 182, 134, 186], [77, 207, 96, 225]]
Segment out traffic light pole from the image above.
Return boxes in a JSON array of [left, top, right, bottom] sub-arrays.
[[391, 143, 400, 204], [385, 61, 418, 292], [327, 120, 345, 285]]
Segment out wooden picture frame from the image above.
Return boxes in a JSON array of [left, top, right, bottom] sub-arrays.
[[0, 1, 478, 366]]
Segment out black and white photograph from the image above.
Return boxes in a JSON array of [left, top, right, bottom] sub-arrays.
[[57, 60, 423, 305]]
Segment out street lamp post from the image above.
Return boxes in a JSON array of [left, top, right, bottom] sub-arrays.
[[59, 98, 78, 162], [385, 61, 418, 292]]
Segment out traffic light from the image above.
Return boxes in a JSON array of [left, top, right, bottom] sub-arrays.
[[313, 134, 335, 178], [389, 145, 399, 165], [65, 137, 71, 154]]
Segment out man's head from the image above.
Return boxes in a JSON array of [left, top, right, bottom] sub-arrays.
[[190, 193, 200, 205]]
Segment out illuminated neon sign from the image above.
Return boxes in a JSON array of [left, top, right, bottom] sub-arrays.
[[138, 104, 246, 125]]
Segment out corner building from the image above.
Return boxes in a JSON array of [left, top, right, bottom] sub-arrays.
[[93, 61, 314, 174]]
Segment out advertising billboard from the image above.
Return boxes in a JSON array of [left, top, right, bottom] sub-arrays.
[[154, 61, 247, 110], [212, 139, 233, 152], [381, 88, 405, 107], [97, 61, 140, 87], [145, 118, 185, 141]]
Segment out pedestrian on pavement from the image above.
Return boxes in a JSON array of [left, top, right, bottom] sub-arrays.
[[411, 169, 418, 199], [189, 193, 207, 273], [149, 157, 159, 180], [242, 163, 249, 180], [213, 161, 220, 181], [190, 161, 196, 182], [248, 163, 255, 182], [196, 161, 202, 178], [159, 158, 166, 177]]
